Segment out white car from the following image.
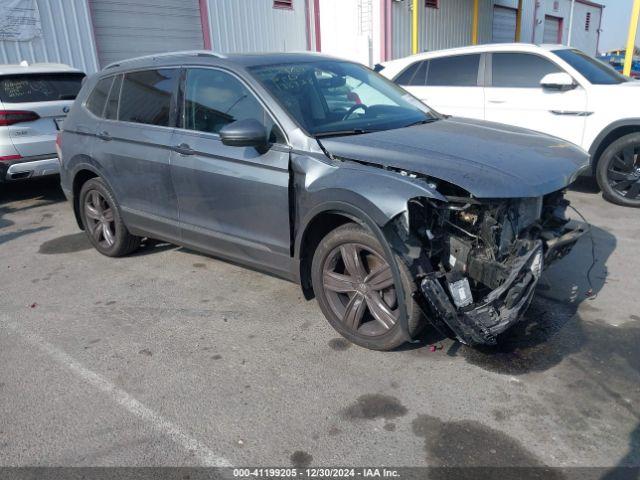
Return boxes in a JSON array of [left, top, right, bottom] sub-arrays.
[[0, 62, 85, 182], [379, 43, 640, 208]]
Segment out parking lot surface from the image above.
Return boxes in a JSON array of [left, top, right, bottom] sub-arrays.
[[1, 177, 638, 469]]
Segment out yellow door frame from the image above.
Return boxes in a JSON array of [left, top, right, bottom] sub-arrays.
[[412, 0, 419, 54], [624, 0, 640, 77], [515, 0, 523, 42], [472, 0, 479, 45]]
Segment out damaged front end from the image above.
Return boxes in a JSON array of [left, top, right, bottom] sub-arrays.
[[388, 184, 584, 346]]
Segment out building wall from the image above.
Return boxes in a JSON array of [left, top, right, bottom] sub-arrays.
[[391, 0, 493, 59], [206, 0, 309, 54], [0, 0, 99, 73]]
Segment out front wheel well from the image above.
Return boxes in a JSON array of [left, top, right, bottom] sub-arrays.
[[298, 212, 354, 300], [72, 169, 99, 229], [592, 125, 640, 173]]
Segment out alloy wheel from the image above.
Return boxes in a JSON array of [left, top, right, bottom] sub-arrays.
[[322, 242, 399, 337], [84, 190, 116, 248], [607, 145, 640, 200]]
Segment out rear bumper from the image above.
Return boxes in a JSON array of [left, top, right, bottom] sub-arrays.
[[0, 155, 59, 182]]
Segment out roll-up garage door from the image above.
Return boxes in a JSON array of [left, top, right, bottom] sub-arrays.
[[89, 0, 205, 67], [492, 6, 517, 43], [543, 16, 562, 44]]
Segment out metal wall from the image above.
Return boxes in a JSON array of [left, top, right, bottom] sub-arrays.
[[391, 0, 493, 59], [0, 0, 99, 73], [206, 0, 309, 54]]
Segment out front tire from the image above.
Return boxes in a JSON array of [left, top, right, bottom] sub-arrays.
[[596, 133, 640, 208], [311, 223, 424, 351], [79, 177, 140, 257]]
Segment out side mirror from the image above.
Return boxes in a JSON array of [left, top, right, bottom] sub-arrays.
[[540, 72, 576, 91], [219, 118, 268, 148]]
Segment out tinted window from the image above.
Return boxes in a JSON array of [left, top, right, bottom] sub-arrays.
[[492, 53, 560, 88], [394, 62, 420, 85], [119, 69, 178, 126], [426, 55, 480, 86], [183, 68, 284, 142], [408, 61, 429, 86], [105, 74, 122, 120], [553, 48, 627, 85], [0, 72, 85, 103], [86, 76, 113, 117]]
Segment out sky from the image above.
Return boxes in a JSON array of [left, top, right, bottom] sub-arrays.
[[598, 0, 637, 52]]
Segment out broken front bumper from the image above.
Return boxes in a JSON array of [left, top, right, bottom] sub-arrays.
[[417, 225, 585, 346]]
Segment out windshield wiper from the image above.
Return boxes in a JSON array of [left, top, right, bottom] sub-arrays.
[[314, 129, 373, 138], [403, 118, 439, 128]]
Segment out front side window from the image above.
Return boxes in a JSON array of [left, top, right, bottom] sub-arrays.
[[426, 54, 480, 86], [86, 76, 113, 117], [249, 60, 434, 137], [0, 72, 85, 103], [118, 69, 179, 126], [553, 48, 628, 85], [183, 68, 284, 143], [492, 53, 560, 88]]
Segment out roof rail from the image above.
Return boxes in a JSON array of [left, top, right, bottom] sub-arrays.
[[104, 50, 226, 70]]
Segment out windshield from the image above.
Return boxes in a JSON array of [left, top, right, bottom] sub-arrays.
[[249, 60, 436, 137], [553, 49, 628, 85]]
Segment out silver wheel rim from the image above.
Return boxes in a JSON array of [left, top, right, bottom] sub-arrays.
[[84, 190, 116, 249]]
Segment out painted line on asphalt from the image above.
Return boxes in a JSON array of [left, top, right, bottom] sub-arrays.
[[8, 323, 232, 467]]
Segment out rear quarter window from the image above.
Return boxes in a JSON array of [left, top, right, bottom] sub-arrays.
[[86, 76, 114, 117], [0, 72, 85, 103]]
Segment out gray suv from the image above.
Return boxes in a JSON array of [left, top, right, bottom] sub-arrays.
[[60, 51, 588, 350]]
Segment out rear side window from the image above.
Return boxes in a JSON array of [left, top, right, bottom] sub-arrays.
[[105, 74, 122, 120], [426, 54, 480, 86], [86, 76, 113, 117], [492, 53, 560, 88], [394, 62, 420, 85], [118, 69, 179, 126], [0, 72, 85, 103], [183, 68, 284, 143]]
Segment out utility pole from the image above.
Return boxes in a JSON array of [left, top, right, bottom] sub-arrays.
[[624, 0, 640, 76], [567, 0, 576, 46]]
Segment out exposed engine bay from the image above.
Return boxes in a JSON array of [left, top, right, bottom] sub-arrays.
[[389, 181, 585, 346]]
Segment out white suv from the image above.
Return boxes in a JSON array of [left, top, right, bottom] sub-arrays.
[[0, 62, 85, 183], [379, 43, 640, 207]]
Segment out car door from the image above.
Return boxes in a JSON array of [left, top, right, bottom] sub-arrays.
[[484, 52, 588, 146], [92, 68, 181, 241], [395, 54, 484, 119], [170, 67, 292, 276]]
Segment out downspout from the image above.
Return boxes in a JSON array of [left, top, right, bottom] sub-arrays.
[[386, 0, 393, 59], [531, 0, 540, 43], [595, 5, 603, 55], [314, 0, 322, 52], [472, 0, 479, 45], [412, 0, 419, 54], [567, 0, 575, 46], [198, 0, 212, 50], [515, 0, 523, 42], [624, 0, 640, 77]]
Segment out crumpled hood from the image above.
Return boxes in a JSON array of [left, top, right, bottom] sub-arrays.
[[319, 117, 590, 198]]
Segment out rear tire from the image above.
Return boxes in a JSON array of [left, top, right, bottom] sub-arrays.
[[596, 133, 640, 208], [311, 223, 424, 351], [79, 177, 140, 257]]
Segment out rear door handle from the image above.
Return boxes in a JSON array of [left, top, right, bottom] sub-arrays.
[[96, 131, 112, 141], [488, 99, 506, 104], [172, 143, 195, 156]]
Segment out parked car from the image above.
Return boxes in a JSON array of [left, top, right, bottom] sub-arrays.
[[0, 62, 85, 182], [379, 43, 640, 208], [597, 53, 640, 79], [59, 51, 587, 350]]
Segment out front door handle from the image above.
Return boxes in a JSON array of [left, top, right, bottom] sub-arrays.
[[172, 143, 195, 156], [488, 99, 506, 104], [96, 131, 112, 141]]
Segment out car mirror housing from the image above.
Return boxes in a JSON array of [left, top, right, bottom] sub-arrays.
[[219, 118, 269, 148], [540, 72, 577, 91]]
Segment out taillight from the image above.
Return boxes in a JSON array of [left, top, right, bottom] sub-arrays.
[[55, 132, 63, 163], [0, 110, 40, 126], [0, 154, 22, 162]]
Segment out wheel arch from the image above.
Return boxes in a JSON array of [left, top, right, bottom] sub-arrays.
[[589, 119, 640, 173]]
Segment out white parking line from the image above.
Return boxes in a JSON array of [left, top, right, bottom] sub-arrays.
[[7, 323, 232, 467]]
